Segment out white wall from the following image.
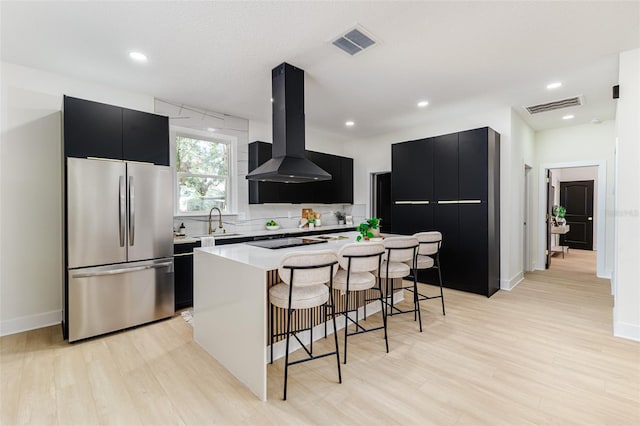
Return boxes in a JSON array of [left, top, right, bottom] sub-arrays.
[[509, 111, 536, 287], [533, 121, 616, 277], [0, 62, 154, 335], [613, 48, 640, 341]]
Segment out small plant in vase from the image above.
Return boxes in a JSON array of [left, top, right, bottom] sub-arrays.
[[335, 211, 346, 225], [552, 205, 566, 226], [356, 217, 380, 241], [307, 217, 316, 230]]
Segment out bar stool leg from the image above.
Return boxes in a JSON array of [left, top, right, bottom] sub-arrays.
[[270, 303, 274, 364], [343, 277, 351, 364], [309, 308, 313, 355], [437, 256, 445, 316], [283, 304, 293, 400], [329, 282, 342, 383], [377, 277, 389, 353], [413, 273, 422, 332]]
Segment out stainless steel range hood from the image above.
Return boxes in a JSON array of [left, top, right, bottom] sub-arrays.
[[246, 63, 331, 183]]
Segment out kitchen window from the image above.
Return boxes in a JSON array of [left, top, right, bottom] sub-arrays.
[[176, 134, 232, 214]]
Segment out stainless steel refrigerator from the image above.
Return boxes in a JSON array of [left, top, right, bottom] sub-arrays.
[[65, 157, 174, 342]]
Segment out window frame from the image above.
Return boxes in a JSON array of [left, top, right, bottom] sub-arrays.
[[172, 127, 237, 216]]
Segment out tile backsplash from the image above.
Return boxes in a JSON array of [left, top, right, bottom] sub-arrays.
[[174, 204, 367, 236]]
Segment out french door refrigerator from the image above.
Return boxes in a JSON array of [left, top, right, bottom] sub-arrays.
[[65, 157, 174, 342]]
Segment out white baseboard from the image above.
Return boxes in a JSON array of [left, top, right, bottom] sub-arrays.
[[500, 272, 524, 291], [267, 291, 403, 362], [614, 321, 640, 342], [0, 310, 61, 337], [597, 269, 612, 280]]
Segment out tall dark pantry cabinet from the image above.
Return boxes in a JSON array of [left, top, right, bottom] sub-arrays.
[[391, 127, 500, 297]]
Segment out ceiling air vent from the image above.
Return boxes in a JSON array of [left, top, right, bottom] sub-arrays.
[[525, 96, 583, 114], [332, 26, 376, 56]]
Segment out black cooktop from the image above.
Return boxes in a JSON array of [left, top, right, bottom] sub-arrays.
[[246, 237, 328, 250]]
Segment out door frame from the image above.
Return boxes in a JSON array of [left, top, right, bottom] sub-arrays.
[[538, 160, 607, 278], [524, 164, 532, 271]]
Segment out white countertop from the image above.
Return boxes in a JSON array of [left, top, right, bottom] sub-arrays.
[[174, 223, 356, 245], [195, 231, 361, 270]]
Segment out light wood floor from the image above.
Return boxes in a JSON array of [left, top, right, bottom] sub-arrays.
[[2, 250, 639, 425]]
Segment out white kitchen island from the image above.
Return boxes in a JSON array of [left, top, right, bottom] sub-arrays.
[[193, 232, 366, 401]]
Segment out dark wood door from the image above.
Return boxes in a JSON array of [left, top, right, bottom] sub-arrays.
[[375, 173, 392, 233], [560, 180, 594, 250], [545, 170, 553, 269]]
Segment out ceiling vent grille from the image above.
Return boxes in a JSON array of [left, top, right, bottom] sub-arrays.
[[332, 27, 376, 56], [525, 96, 583, 114]]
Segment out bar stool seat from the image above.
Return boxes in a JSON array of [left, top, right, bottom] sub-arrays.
[[377, 236, 422, 332], [334, 269, 375, 291], [375, 261, 410, 278], [406, 231, 446, 316], [270, 283, 329, 309], [406, 256, 434, 270], [268, 249, 341, 400], [334, 242, 387, 363]]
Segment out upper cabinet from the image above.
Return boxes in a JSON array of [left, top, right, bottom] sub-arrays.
[[391, 138, 433, 201], [63, 96, 169, 166], [248, 141, 353, 204]]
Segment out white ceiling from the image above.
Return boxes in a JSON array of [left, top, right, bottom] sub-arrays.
[[1, 1, 638, 138]]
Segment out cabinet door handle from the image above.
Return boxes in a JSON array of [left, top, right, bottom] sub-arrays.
[[437, 200, 458, 205], [394, 201, 430, 205], [588, 217, 593, 221]]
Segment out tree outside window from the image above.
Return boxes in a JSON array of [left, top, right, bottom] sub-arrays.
[[176, 135, 230, 213]]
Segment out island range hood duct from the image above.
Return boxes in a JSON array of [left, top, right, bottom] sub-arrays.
[[246, 63, 331, 183]]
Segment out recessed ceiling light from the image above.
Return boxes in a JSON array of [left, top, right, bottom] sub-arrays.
[[417, 100, 429, 108], [345, 121, 355, 127], [270, 98, 274, 103], [562, 114, 575, 120], [546, 82, 562, 90], [129, 51, 148, 62], [207, 127, 216, 132]]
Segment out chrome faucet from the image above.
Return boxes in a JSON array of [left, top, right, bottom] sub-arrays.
[[208, 207, 224, 234]]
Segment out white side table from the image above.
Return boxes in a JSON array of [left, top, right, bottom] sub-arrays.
[[550, 225, 570, 258]]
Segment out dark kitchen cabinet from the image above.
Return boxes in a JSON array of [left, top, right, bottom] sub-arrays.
[[390, 127, 500, 297], [174, 241, 200, 311], [391, 139, 433, 201], [433, 132, 459, 202], [123, 108, 170, 165], [63, 96, 169, 166], [248, 141, 353, 204], [64, 96, 123, 160]]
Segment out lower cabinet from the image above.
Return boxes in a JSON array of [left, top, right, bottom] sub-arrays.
[[174, 242, 199, 311]]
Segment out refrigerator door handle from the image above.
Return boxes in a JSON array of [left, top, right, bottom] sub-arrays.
[[129, 176, 135, 246], [71, 261, 173, 278], [119, 175, 126, 247]]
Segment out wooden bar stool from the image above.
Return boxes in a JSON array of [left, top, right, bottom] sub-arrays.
[[376, 236, 422, 331], [268, 250, 341, 400], [334, 242, 387, 364]]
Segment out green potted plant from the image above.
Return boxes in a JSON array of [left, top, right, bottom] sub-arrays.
[[307, 217, 316, 230], [552, 205, 566, 225], [334, 211, 346, 225], [356, 217, 380, 241]]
